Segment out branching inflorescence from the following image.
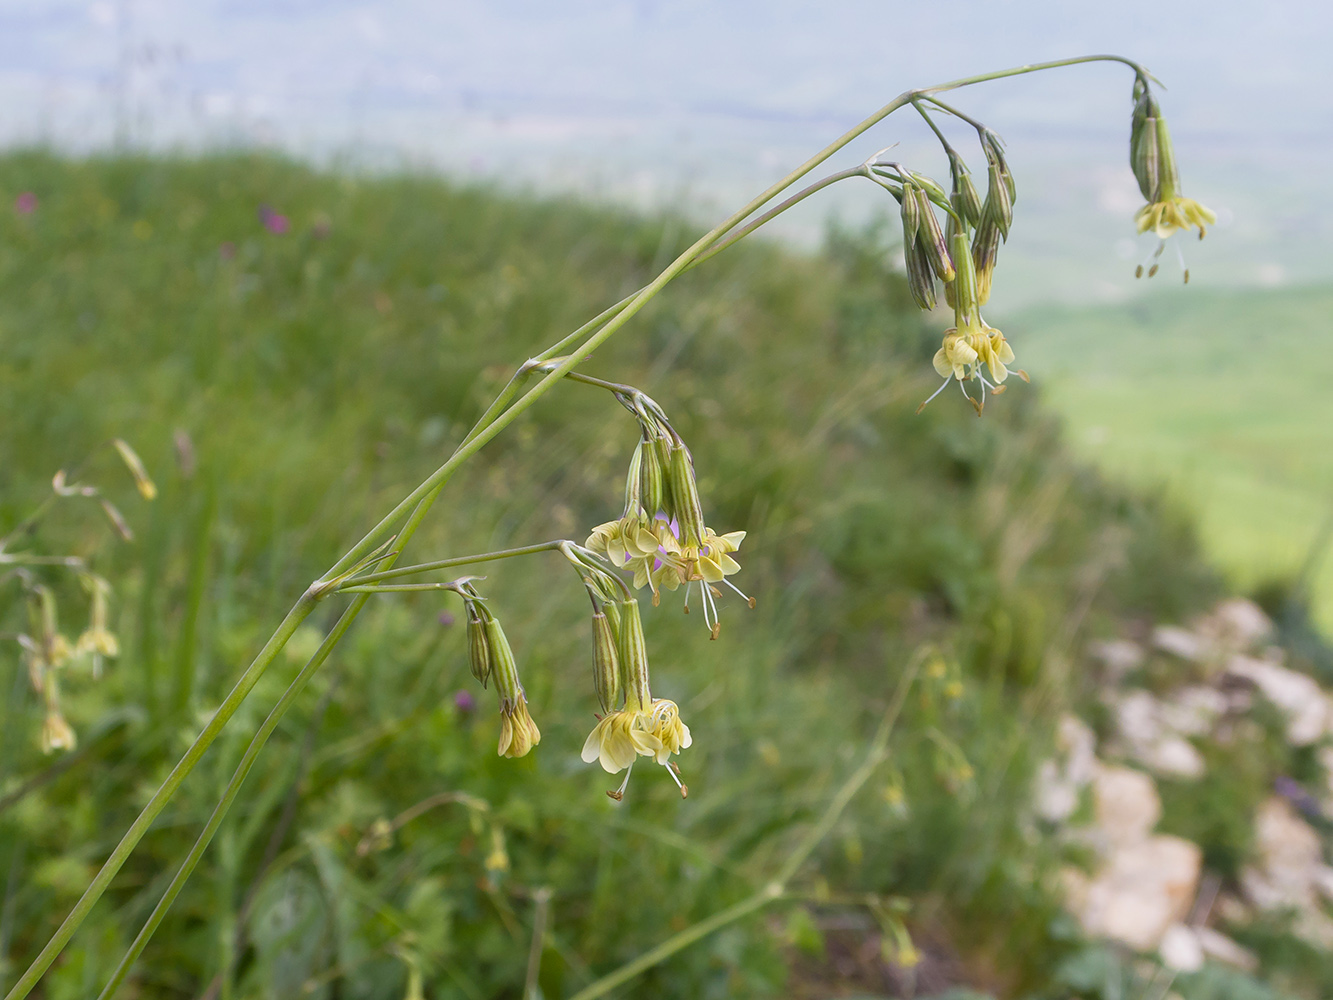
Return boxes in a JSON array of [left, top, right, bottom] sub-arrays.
[[4, 54, 1216, 1000], [2, 439, 156, 754]]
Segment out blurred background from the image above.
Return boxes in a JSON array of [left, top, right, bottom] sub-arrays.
[[3, 2, 1333, 998]]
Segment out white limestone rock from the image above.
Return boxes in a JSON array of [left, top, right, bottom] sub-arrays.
[[1226, 655, 1333, 746]]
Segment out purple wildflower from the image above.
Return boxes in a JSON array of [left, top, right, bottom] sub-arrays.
[[14, 192, 37, 215], [258, 204, 289, 235]]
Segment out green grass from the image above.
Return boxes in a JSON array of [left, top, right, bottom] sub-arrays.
[[0, 150, 1307, 999], [1013, 285, 1333, 630]]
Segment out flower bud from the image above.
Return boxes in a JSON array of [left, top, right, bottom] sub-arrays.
[[948, 153, 983, 228], [909, 171, 949, 205], [971, 219, 1001, 307], [592, 610, 621, 713], [640, 435, 666, 516], [615, 598, 652, 712], [486, 617, 541, 758], [904, 236, 937, 312], [665, 444, 706, 549], [487, 617, 521, 703], [1130, 113, 1161, 202], [622, 438, 645, 517], [982, 161, 1013, 240], [979, 131, 1015, 239], [899, 181, 920, 249], [1153, 115, 1181, 202], [980, 130, 1016, 205], [949, 231, 979, 318], [466, 606, 491, 687], [913, 187, 955, 283]]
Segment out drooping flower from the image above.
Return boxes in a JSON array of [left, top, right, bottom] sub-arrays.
[[651, 521, 751, 637], [483, 615, 541, 758], [1128, 95, 1215, 283], [932, 330, 978, 382], [974, 326, 1015, 385], [497, 695, 541, 758], [577, 597, 691, 798], [586, 516, 662, 584], [644, 698, 692, 763], [41, 710, 76, 754], [581, 709, 663, 774], [919, 231, 1026, 415], [1135, 196, 1216, 241]]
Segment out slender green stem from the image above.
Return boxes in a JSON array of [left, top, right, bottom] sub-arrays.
[[93, 596, 368, 1000], [910, 98, 957, 155], [3, 594, 318, 1000], [919, 95, 989, 135], [530, 292, 640, 367], [91, 482, 456, 999], [568, 655, 921, 1000], [570, 894, 777, 1000], [917, 53, 1149, 96], [523, 887, 552, 1000], [686, 166, 868, 269], [350, 541, 567, 586], [0, 554, 83, 567], [773, 652, 918, 887], [338, 583, 467, 595]]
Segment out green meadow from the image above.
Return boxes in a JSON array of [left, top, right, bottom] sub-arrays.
[[0, 150, 1323, 999], [1013, 285, 1333, 631]]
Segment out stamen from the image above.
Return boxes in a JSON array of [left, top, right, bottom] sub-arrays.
[[608, 765, 633, 801], [1175, 241, 1189, 284], [916, 376, 952, 414], [1138, 240, 1166, 279], [703, 582, 722, 637], [662, 761, 687, 798], [722, 578, 755, 608]]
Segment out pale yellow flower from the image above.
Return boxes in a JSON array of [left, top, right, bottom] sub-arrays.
[[586, 516, 665, 592], [932, 330, 979, 381], [974, 327, 1015, 384], [497, 696, 541, 758], [695, 529, 745, 584], [1134, 196, 1215, 240], [581, 700, 692, 799], [41, 711, 76, 754], [644, 698, 692, 764], [76, 627, 119, 659], [580, 709, 663, 773]]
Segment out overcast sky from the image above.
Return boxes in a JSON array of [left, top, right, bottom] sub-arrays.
[[1, 0, 1327, 305]]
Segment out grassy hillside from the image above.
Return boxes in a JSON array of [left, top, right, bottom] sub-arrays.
[[0, 150, 1293, 999], [1012, 286, 1333, 632]]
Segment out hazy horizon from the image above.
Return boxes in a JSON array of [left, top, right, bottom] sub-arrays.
[[2, 0, 1327, 306]]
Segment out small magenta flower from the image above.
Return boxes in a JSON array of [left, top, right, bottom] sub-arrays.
[[14, 192, 37, 215], [453, 689, 476, 713], [258, 205, 290, 235]]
